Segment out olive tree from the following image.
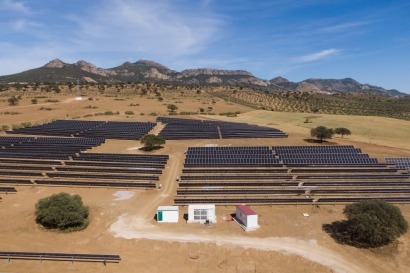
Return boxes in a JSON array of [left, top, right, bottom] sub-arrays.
[[167, 104, 178, 113], [344, 200, 408, 247], [310, 126, 334, 143], [35, 192, 89, 231], [335, 127, 351, 138], [140, 134, 165, 151]]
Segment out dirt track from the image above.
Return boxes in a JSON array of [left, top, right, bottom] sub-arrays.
[[110, 214, 370, 273]]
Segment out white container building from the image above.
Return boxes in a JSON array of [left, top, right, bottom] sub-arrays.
[[187, 204, 216, 224], [157, 206, 179, 223]]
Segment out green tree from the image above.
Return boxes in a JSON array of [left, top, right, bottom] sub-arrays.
[[335, 127, 351, 138], [8, 96, 19, 106], [35, 192, 89, 231], [140, 134, 165, 151], [310, 126, 334, 142], [344, 200, 408, 247], [167, 104, 178, 113]]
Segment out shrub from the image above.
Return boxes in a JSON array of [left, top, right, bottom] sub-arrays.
[[20, 122, 31, 128], [45, 99, 59, 103], [8, 96, 19, 106], [39, 107, 54, 111], [125, 111, 134, 115], [167, 104, 178, 113], [0, 125, 9, 132], [35, 192, 89, 231]]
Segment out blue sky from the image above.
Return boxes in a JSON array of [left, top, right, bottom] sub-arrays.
[[0, 0, 409, 93]]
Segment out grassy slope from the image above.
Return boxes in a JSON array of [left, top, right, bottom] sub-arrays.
[[1, 83, 409, 152], [203, 110, 410, 151]]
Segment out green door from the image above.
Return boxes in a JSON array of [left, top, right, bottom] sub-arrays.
[[158, 211, 163, 221]]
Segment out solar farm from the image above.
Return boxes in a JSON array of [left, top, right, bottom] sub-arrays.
[[2, 118, 409, 207], [1, 112, 410, 273]]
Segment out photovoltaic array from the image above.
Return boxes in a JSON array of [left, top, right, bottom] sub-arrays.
[[0, 136, 168, 189], [157, 117, 287, 140], [175, 145, 410, 205], [8, 120, 156, 140]]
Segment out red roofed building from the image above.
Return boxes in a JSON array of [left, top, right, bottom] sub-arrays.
[[235, 205, 259, 231]]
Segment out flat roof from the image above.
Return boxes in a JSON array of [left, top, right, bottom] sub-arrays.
[[237, 205, 256, 215], [188, 204, 215, 209], [157, 206, 179, 211]]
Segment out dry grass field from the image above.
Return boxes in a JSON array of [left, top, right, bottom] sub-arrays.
[[0, 85, 410, 273]]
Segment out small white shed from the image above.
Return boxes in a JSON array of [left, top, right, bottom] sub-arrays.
[[187, 204, 216, 224], [157, 206, 179, 223], [235, 205, 259, 231]]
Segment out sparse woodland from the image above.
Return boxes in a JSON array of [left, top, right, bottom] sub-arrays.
[[1, 82, 409, 121]]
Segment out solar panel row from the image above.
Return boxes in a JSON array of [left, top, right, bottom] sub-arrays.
[[174, 196, 410, 205], [0, 137, 169, 189], [386, 158, 410, 172], [157, 117, 287, 140], [0, 187, 17, 193], [0, 251, 121, 263], [8, 120, 156, 140], [175, 145, 410, 205]]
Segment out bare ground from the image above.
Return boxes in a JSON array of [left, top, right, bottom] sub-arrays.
[[0, 90, 410, 273]]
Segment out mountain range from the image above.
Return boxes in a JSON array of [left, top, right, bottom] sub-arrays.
[[0, 59, 405, 96]]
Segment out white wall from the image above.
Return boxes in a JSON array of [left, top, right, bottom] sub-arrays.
[[246, 214, 258, 228], [187, 204, 216, 223]]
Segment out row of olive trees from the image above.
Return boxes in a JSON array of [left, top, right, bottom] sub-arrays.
[[310, 126, 351, 142]]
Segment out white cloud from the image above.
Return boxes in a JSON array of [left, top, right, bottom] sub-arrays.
[[0, 0, 30, 14], [322, 21, 368, 32], [68, 0, 223, 57], [293, 48, 340, 63]]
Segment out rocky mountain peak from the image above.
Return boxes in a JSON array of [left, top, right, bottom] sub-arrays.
[[75, 60, 97, 70], [270, 76, 289, 84], [179, 68, 253, 77], [134, 60, 171, 70], [43, 59, 66, 68], [74, 60, 116, 77]]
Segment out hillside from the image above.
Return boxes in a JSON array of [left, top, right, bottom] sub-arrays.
[[0, 82, 409, 121], [0, 59, 405, 96]]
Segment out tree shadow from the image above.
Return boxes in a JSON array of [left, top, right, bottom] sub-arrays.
[[303, 139, 337, 144], [322, 220, 383, 249], [139, 146, 164, 152], [303, 138, 327, 144], [322, 220, 353, 245]]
